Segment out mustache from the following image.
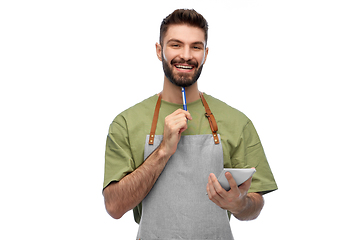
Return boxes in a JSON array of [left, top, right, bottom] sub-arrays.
[[170, 58, 198, 68]]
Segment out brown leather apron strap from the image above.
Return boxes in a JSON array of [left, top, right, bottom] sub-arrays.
[[149, 93, 162, 145], [199, 92, 219, 144], [148, 92, 219, 145]]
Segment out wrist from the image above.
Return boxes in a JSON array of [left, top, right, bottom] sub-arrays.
[[157, 142, 172, 161], [159, 138, 178, 159], [232, 193, 264, 221]]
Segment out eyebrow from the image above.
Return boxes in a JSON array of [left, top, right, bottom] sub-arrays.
[[167, 39, 205, 46]]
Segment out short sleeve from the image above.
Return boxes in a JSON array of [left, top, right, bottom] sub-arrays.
[[234, 121, 278, 194], [103, 116, 135, 190]]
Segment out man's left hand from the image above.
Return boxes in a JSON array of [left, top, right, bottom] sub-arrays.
[[206, 171, 252, 215]]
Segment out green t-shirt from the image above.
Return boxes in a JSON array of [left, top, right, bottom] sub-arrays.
[[103, 93, 277, 223]]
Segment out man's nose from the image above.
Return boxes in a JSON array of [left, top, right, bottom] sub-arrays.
[[179, 46, 192, 61]]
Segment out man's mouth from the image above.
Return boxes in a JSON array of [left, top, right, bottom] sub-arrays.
[[174, 64, 194, 70]]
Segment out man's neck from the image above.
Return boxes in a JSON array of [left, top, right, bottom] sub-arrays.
[[161, 77, 200, 104]]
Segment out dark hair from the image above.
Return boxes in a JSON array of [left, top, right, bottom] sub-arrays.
[[159, 9, 208, 46]]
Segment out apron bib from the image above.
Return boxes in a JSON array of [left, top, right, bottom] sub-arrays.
[[137, 93, 234, 240]]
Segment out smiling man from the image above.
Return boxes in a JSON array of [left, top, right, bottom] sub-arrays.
[[159, 24, 207, 88], [103, 9, 277, 239]]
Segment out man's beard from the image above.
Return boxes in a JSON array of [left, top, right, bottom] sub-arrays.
[[162, 53, 203, 88]]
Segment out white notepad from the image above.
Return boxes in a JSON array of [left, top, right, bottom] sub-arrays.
[[217, 168, 256, 191]]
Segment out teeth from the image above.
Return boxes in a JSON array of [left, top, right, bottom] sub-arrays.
[[176, 65, 193, 69]]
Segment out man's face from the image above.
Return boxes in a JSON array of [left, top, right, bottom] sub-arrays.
[[157, 24, 208, 87]]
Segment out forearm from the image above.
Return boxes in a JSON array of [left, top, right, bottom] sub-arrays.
[[232, 192, 264, 221], [103, 145, 170, 219]]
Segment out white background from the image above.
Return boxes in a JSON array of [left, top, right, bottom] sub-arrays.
[[1, 0, 359, 239]]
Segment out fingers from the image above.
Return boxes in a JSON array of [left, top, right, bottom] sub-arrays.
[[161, 109, 192, 156], [225, 172, 238, 191], [207, 171, 254, 214], [166, 110, 189, 133], [207, 173, 226, 199], [184, 110, 192, 120], [206, 173, 222, 206], [166, 109, 192, 124], [170, 109, 192, 121], [167, 109, 192, 133], [207, 172, 246, 200]]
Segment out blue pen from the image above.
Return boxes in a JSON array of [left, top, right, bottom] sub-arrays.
[[181, 87, 187, 111]]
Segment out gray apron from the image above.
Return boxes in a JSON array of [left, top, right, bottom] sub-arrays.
[[137, 93, 234, 240]]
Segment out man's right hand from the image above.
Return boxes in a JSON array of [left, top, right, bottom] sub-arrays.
[[160, 109, 192, 157]]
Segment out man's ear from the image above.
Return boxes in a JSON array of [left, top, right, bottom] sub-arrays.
[[203, 47, 209, 65], [155, 43, 162, 61]]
